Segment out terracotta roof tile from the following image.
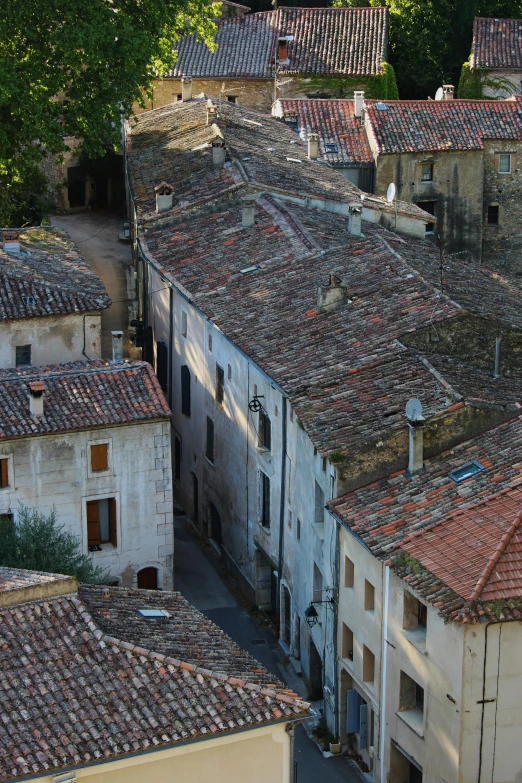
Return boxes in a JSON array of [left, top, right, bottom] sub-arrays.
[[0, 228, 110, 321], [472, 17, 522, 70]]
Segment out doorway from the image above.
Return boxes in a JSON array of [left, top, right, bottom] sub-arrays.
[[67, 166, 86, 208], [309, 638, 323, 699], [137, 567, 158, 590], [209, 502, 222, 546]]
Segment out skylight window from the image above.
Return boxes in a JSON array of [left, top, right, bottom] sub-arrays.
[[376, 102, 387, 111], [137, 608, 168, 619], [448, 460, 485, 483], [324, 143, 338, 153]]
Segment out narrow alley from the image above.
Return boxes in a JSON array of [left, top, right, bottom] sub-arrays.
[[174, 513, 366, 783]]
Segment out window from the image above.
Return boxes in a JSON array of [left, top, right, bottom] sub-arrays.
[[260, 471, 270, 527], [399, 671, 424, 716], [420, 163, 433, 182], [314, 481, 324, 527], [342, 623, 354, 661], [181, 310, 188, 338], [487, 205, 499, 225], [215, 364, 225, 404], [258, 409, 271, 450], [498, 153, 512, 174], [206, 417, 214, 463], [91, 444, 108, 472], [449, 460, 485, 483], [0, 459, 8, 488], [15, 345, 31, 366], [228, 363, 232, 381], [417, 201, 435, 234], [181, 365, 191, 416], [156, 341, 168, 393], [177, 93, 183, 101], [208, 333, 212, 353], [313, 562, 323, 602], [364, 580, 375, 612], [363, 645, 375, 683], [345, 556, 354, 588], [87, 498, 117, 547], [404, 590, 427, 632], [296, 517, 301, 541], [322, 457, 327, 472], [227, 96, 237, 103], [324, 143, 338, 153], [174, 437, 181, 481]]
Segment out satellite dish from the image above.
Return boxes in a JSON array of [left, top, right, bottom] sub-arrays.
[[435, 87, 444, 101], [405, 398, 424, 422], [386, 183, 396, 203]]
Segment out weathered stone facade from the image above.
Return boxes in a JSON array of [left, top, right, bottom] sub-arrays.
[[140, 77, 275, 113], [482, 138, 522, 273]]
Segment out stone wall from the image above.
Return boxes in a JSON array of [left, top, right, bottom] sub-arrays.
[[482, 139, 522, 274], [136, 78, 275, 114]]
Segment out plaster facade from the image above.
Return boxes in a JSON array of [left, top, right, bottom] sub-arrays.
[[0, 312, 102, 369], [0, 419, 173, 589], [480, 69, 522, 98]]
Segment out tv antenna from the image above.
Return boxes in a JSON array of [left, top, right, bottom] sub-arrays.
[[387, 183, 397, 231], [435, 87, 444, 101]]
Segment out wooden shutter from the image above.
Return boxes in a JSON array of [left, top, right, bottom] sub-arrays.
[[109, 498, 117, 546], [0, 459, 8, 488], [181, 365, 191, 416], [91, 444, 108, 471], [345, 689, 360, 734], [156, 341, 168, 393], [86, 500, 100, 545]]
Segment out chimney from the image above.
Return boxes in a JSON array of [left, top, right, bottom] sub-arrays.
[[111, 331, 123, 362], [241, 196, 256, 227], [347, 203, 362, 237], [354, 91, 365, 118], [407, 420, 425, 474], [318, 273, 348, 311], [29, 381, 44, 418], [2, 231, 20, 254], [442, 85, 454, 100], [155, 182, 174, 213], [207, 103, 218, 125], [212, 136, 226, 167], [181, 77, 193, 102], [277, 36, 290, 64], [308, 133, 319, 160]]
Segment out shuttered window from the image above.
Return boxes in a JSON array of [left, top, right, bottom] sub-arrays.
[[91, 444, 108, 472], [206, 417, 214, 463], [260, 472, 270, 527], [0, 459, 8, 488], [181, 365, 191, 416], [87, 498, 117, 546], [258, 410, 271, 450], [215, 364, 225, 404]]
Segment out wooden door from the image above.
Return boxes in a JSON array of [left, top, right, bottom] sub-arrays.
[[137, 567, 158, 590]]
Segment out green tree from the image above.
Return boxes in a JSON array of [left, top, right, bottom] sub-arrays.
[[0, 0, 219, 225], [0, 506, 109, 583]]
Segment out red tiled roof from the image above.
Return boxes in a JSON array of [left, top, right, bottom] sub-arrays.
[[0, 228, 110, 321], [365, 98, 522, 153], [0, 568, 71, 595], [472, 17, 522, 70], [0, 361, 171, 439], [276, 99, 373, 165], [0, 582, 308, 781], [168, 6, 387, 78]]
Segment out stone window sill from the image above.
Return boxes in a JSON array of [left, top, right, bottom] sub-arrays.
[[402, 626, 427, 655], [312, 523, 325, 540], [396, 709, 424, 737]]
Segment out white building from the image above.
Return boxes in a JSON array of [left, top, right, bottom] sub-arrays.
[[0, 227, 109, 369], [125, 96, 517, 723], [0, 360, 173, 589]]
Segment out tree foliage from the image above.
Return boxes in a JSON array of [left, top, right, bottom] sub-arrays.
[[299, 61, 398, 99], [0, 506, 109, 583], [0, 0, 219, 224]]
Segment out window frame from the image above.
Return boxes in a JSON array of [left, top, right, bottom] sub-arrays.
[[498, 153, 512, 174], [86, 496, 118, 549], [487, 204, 499, 225], [181, 310, 188, 338], [260, 471, 270, 527], [258, 409, 271, 450], [0, 458, 9, 489], [181, 365, 191, 416], [15, 344, 32, 367], [215, 363, 225, 405], [344, 556, 355, 588], [90, 443, 109, 472], [206, 416, 215, 463], [420, 162, 433, 182]]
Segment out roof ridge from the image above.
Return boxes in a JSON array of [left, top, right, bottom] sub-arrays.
[[0, 360, 150, 382]]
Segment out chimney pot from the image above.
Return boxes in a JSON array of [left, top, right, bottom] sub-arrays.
[[347, 203, 362, 237], [207, 103, 218, 125], [307, 133, 320, 160], [181, 77, 192, 102], [277, 37, 290, 64], [241, 196, 256, 227], [212, 137, 226, 168], [111, 331, 123, 362], [317, 272, 348, 311], [3, 231, 20, 254], [155, 181, 174, 213], [354, 91, 365, 118], [442, 85, 454, 100], [29, 381, 44, 418]]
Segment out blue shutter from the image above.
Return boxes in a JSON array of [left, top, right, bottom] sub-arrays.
[[345, 689, 360, 733], [359, 704, 368, 750]]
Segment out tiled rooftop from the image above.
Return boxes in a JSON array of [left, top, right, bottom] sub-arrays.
[[365, 97, 522, 153], [0, 228, 110, 321], [127, 99, 362, 219], [79, 585, 282, 685], [0, 580, 307, 781], [168, 6, 388, 79], [396, 483, 522, 622], [274, 99, 374, 165], [0, 568, 71, 594], [0, 360, 171, 440], [472, 17, 522, 70]]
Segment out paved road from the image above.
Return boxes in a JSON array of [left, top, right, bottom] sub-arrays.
[[174, 515, 363, 783], [51, 211, 139, 360]]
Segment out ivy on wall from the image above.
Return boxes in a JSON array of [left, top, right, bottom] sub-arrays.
[[457, 60, 517, 98], [298, 61, 399, 100]]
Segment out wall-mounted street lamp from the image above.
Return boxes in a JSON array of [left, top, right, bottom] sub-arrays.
[[304, 594, 335, 628]]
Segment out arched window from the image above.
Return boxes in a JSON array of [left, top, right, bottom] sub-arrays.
[[181, 365, 191, 416]]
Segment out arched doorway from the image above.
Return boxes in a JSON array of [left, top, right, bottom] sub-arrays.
[[137, 567, 158, 590], [209, 502, 222, 546]]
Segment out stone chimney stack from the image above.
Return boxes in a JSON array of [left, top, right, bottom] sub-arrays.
[[155, 182, 174, 213], [308, 133, 319, 160], [277, 36, 291, 64], [212, 136, 226, 167], [354, 91, 365, 118], [207, 103, 218, 125], [408, 420, 425, 474], [181, 77, 193, 102], [111, 331, 123, 362], [347, 203, 362, 237], [2, 231, 20, 254], [241, 196, 256, 227], [317, 273, 348, 311], [442, 85, 454, 100], [29, 381, 44, 418]]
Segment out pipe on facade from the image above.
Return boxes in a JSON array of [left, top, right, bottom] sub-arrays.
[[277, 395, 287, 615], [478, 620, 503, 783], [379, 564, 390, 783]]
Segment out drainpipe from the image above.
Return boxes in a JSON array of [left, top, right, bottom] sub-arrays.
[[168, 288, 174, 408], [276, 395, 287, 619], [333, 512, 341, 740], [478, 621, 503, 783], [379, 564, 390, 783]]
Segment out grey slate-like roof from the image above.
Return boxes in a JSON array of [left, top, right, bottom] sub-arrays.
[[472, 17, 522, 70]]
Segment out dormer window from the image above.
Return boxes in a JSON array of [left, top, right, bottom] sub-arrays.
[[155, 181, 174, 213]]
